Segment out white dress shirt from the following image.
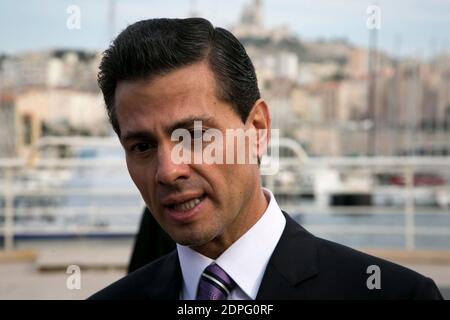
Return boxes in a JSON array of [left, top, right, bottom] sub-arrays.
[[177, 188, 286, 300]]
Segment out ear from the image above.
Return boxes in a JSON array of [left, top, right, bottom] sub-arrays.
[[245, 98, 271, 161]]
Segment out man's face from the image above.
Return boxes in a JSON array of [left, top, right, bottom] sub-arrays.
[[115, 63, 264, 250]]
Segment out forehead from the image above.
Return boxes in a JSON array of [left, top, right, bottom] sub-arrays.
[[114, 63, 236, 136]]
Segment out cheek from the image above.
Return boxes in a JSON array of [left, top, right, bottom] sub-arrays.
[[228, 164, 256, 194], [205, 163, 246, 200], [126, 158, 152, 199]]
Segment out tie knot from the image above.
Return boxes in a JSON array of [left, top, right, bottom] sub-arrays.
[[196, 263, 236, 300]]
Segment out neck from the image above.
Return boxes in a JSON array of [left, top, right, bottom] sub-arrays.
[[192, 187, 269, 259]]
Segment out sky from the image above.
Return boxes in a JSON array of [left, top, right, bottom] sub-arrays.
[[1, 0, 450, 58]]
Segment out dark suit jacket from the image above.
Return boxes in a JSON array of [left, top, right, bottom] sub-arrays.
[[90, 213, 443, 300]]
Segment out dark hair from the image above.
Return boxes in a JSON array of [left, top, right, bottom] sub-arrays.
[[98, 18, 260, 136]]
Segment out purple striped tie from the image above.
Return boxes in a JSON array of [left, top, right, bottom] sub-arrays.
[[196, 263, 236, 300]]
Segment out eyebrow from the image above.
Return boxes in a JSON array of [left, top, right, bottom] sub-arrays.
[[120, 114, 214, 143]]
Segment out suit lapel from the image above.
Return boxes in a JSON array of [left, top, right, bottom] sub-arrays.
[[145, 212, 319, 299], [256, 212, 319, 299], [143, 250, 182, 299]]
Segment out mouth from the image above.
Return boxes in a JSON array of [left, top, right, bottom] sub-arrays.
[[163, 193, 207, 224]]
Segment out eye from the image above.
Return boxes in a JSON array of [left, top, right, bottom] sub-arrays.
[[131, 142, 153, 153]]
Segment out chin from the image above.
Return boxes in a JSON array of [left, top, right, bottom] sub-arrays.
[[172, 230, 216, 247]]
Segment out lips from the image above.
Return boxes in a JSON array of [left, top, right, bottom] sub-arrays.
[[161, 192, 207, 223], [161, 192, 205, 207], [172, 197, 202, 211]]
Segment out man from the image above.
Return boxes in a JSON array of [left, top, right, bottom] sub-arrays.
[[90, 18, 442, 300]]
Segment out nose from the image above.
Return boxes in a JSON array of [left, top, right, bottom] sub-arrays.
[[155, 142, 191, 185]]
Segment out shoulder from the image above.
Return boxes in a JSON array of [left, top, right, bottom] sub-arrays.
[[88, 250, 179, 300], [311, 235, 442, 299], [278, 213, 442, 299], [316, 236, 419, 280]]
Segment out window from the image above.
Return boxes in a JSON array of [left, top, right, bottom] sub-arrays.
[[22, 114, 32, 146]]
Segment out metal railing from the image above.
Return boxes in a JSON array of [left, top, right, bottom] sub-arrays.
[[266, 152, 450, 251], [1, 137, 450, 251]]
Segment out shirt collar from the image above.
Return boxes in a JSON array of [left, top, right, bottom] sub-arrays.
[[177, 188, 286, 300], [177, 243, 213, 300]]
